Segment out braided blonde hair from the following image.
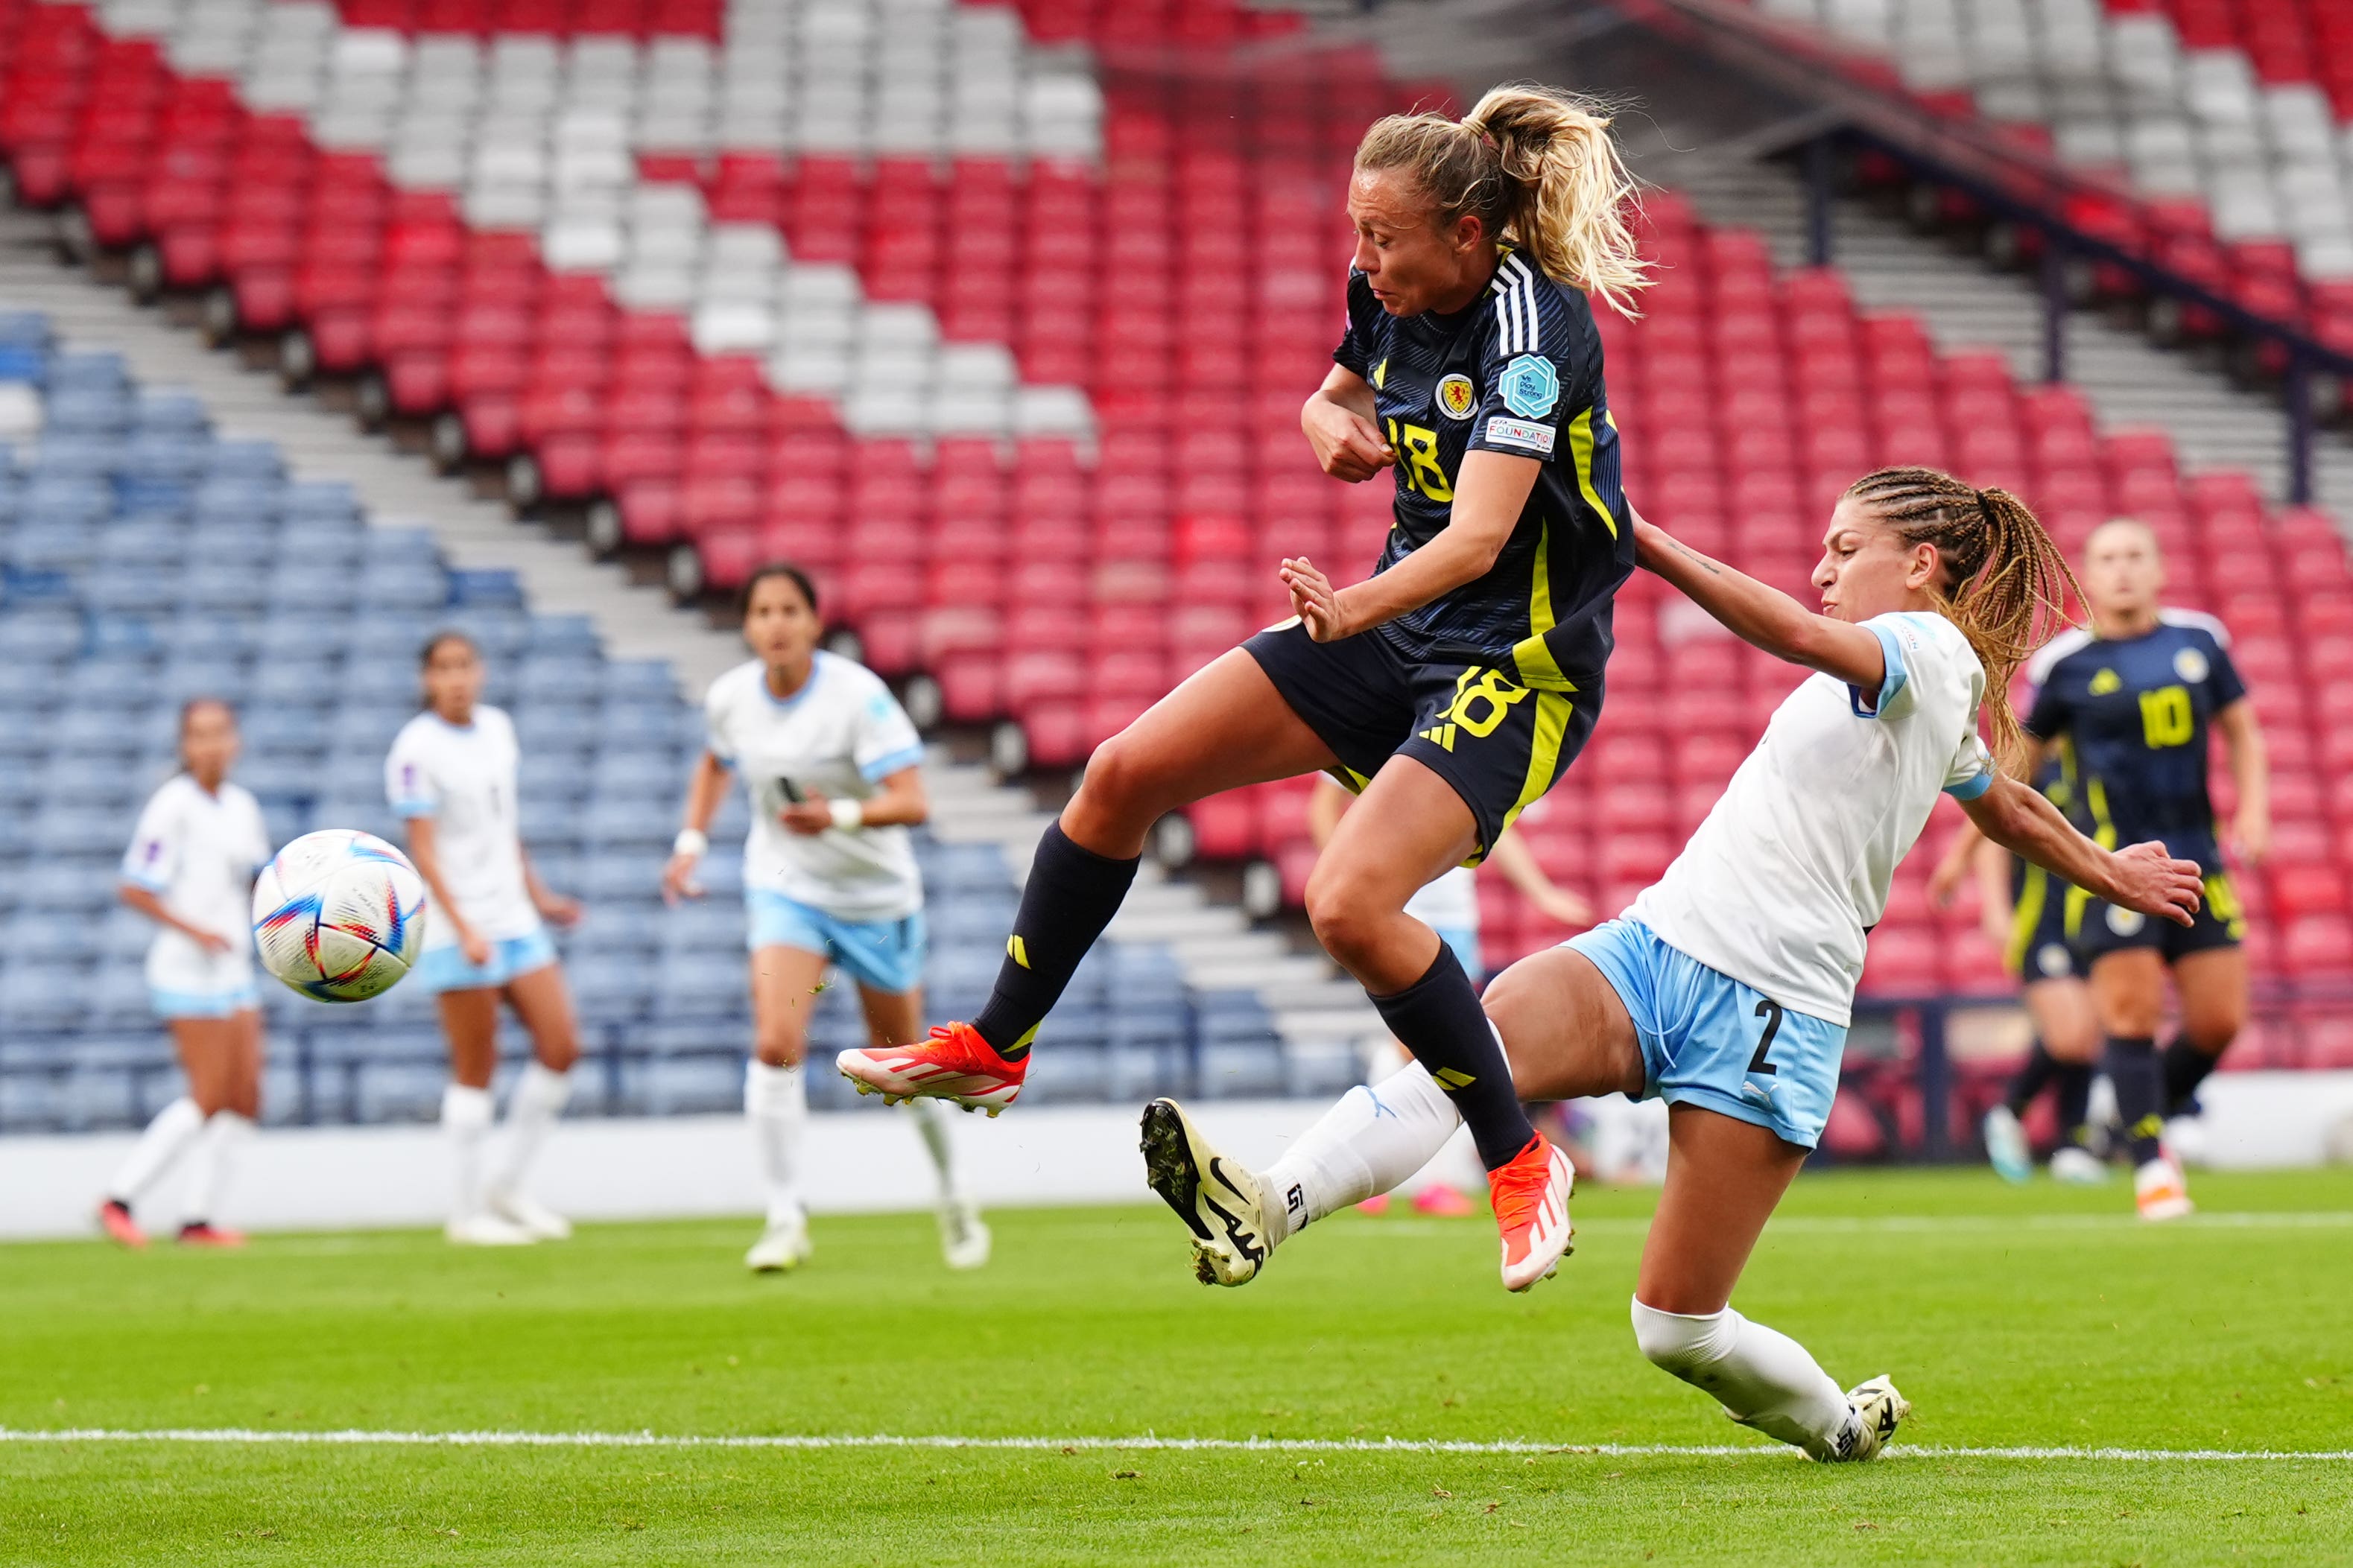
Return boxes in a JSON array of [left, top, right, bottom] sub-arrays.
[[1355, 83, 1650, 317], [1845, 466, 2083, 775]]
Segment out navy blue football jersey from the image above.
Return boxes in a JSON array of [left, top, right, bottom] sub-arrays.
[[2024, 610, 2248, 864], [1332, 250, 1632, 690]]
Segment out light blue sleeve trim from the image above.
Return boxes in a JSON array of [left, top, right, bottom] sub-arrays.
[[120, 869, 171, 894], [859, 744, 926, 782], [1943, 769, 1995, 802], [390, 799, 440, 818], [1848, 620, 1910, 719]]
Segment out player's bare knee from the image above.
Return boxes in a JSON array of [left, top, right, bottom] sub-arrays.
[[753, 1026, 808, 1068], [534, 1031, 581, 1073], [1069, 731, 1167, 845], [1303, 872, 1381, 969]]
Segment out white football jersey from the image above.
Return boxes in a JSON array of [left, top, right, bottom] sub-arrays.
[[384, 706, 542, 949], [1628, 612, 1995, 1026], [121, 773, 271, 995], [704, 653, 926, 921], [1405, 866, 1479, 930]]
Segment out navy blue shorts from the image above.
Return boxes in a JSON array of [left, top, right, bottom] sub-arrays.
[[2007, 860, 2080, 983], [2068, 859, 2243, 968], [1243, 620, 1600, 857]]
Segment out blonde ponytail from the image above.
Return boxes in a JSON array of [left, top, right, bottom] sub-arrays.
[[1355, 83, 1650, 315], [1844, 466, 2084, 776]]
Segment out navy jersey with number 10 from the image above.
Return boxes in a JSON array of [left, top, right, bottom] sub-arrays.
[[2023, 610, 2247, 866], [1334, 252, 1633, 690]]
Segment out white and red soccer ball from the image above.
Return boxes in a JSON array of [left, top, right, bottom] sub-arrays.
[[251, 830, 429, 1002]]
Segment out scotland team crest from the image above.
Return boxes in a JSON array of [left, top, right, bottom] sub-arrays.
[[1436, 373, 1476, 420]]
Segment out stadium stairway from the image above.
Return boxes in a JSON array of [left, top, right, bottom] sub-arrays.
[[0, 223, 1383, 1126]]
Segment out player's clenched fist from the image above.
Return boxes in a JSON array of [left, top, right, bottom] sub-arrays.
[[2108, 840, 2205, 927], [1301, 400, 1396, 483]]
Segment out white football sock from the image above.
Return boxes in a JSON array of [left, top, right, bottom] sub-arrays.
[[904, 1096, 966, 1205], [1257, 1061, 1461, 1245], [106, 1096, 206, 1207], [490, 1062, 571, 1199], [180, 1111, 254, 1228], [1630, 1297, 1858, 1460], [441, 1084, 495, 1224], [745, 1059, 808, 1229]]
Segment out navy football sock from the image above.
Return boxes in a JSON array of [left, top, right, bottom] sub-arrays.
[[2003, 1040, 2059, 1118], [2104, 1035, 2164, 1166], [971, 822, 1139, 1061], [2161, 1035, 2221, 1117], [2053, 1061, 2094, 1147], [1368, 942, 1536, 1172]]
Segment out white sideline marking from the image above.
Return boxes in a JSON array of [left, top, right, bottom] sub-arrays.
[[2, 1429, 2348, 1462], [1362, 1212, 2353, 1239]]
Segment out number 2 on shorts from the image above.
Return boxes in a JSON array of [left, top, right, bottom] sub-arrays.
[[1749, 997, 1783, 1077]]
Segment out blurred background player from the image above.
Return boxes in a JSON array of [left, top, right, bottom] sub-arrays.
[[99, 699, 270, 1248], [664, 565, 985, 1275], [1931, 755, 2109, 1184], [1309, 774, 1592, 1216], [388, 632, 585, 1247], [841, 86, 1647, 1292], [1144, 473, 2202, 1461], [2021, 518, 2270, 1219]]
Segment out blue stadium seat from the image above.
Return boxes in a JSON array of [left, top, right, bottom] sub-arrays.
[[28, 807, 127, 861], [659, 899, 743, 953], [577, 848, 664, 901], [8, 521, 98, 569], [604, 660, 679, 701], [370, 567, 449, 612], [257, 615, 351, 661], [528, 615, 601, 653], [591, 752, 675, 801], [571, 965, 655, 1022], [519, 659, 604, 705], [190, 478, 282, 525], [0, 962, 90, 1031], [98, 518, 188, 567], [282, 480, 360, 526], [47, 351, 127, 393], [241, 705, 332, 754], [653, 953, 743, 1019], [133, 388, 209, 435], [0, 610, 78, 660], [39, 758, 140, 809], [162, 660, 250, 703], [13, 859, 111, 912], [595, 703, 678, 747], [203, 439, 283, 483], [183, 563, 267, 615], [44, 388, 131, 436]]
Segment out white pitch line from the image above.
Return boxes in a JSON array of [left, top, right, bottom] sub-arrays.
[[2, 1429, 2348, 1462], [1361, 1212, 2353, 1239]]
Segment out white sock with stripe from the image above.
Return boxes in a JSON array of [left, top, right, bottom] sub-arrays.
[[1257, 1061, 1461, 1245], [106, 1096, 206, 1209], [179, 1111, 254, 1228], [441, 1085, 495, 1225], [745, 1060, 808, 1229]]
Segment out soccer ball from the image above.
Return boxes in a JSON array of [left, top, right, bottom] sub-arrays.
[[251, 830, 430, 1002]]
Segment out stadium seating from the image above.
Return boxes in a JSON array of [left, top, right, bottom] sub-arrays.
[[0, 308, 1322, 1133], [1, 0, 2348, 1109], [1745, 0, 2353, 339]]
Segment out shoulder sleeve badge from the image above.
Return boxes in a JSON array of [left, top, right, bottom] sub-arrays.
[[1498, 354, 1560, 420]]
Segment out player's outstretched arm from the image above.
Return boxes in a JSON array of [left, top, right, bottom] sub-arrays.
[[1960, 773, 2202, 927], [1630, 515, 1887, 691], [1282, 451, 1537, 641]]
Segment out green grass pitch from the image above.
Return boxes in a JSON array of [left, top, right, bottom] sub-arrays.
[[2, 1166, 2350, 1565]]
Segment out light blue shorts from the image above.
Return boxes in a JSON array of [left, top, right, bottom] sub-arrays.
[[151, 981, 259, 1019], [747, 890, 927, 997], [414, 927, 559, 994], [1432, 924, 1486, 985], [1564, 918, 1846, 1150]]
